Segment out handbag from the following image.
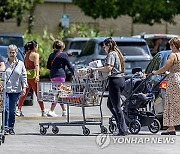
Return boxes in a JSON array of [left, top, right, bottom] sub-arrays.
[[26, 69, 36, 79]]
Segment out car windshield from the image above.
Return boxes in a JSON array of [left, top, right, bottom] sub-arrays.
[[64, 40, 87, 51], [117, 42, 150, 56], [145, 38, 171, 56], [99, 41, 150, 56], [69, 41, 87, 50], [0, 36, 23, 47]]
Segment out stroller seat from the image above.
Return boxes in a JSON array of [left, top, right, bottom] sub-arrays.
[[128, 93, 153, 109]]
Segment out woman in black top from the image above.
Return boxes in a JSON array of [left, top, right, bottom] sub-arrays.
[[91, 37, 128, 136], [47, 40, 74, 117]]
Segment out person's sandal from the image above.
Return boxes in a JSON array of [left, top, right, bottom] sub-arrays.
[[161, 131, 176, 135]]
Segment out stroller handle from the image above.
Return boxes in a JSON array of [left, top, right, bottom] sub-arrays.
[[145, 73, 153, 80]]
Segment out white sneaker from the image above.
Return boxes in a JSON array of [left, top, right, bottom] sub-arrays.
[[41, 111, 47, 117], [47, 110, 58, 117], [62, 110, 66, 116], [16, 109, 24, 117]]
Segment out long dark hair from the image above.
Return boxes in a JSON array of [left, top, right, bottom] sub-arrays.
[[24, 40, 37, 53], [103, 37, 125, 73]]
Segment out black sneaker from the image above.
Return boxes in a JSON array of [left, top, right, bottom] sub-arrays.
[[9, 129, 15, 135]]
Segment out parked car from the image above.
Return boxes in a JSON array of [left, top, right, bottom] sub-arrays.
[[145, 50, 171, 128], [74, 36, 152, 79], [63, 37, 90, 61], [0, 45, 33, 106], [63, 37, 90, 81], [0, 33, 24, 52], [133, 33, 180, 56]]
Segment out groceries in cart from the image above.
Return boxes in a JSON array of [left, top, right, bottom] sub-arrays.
[[57, 83, 83, 105], [39, 69, 108, 136], [89, 60, 109, 80], [75, 67, 92, 79]]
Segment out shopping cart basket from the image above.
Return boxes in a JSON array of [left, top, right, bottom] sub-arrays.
[[38, 75, 108, 136], [0, 72, 6, 145]]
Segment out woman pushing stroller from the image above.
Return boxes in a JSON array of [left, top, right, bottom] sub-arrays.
[[91, 37, 128, 136]]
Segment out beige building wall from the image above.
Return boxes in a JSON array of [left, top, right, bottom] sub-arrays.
[[0, 1, 180, 36]]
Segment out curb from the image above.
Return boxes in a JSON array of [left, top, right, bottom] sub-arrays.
[[16, 116, 111, 121]]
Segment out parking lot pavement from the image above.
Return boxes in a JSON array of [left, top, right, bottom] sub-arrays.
[[1, 118, 180, 154], [18, 96, 111, 118], [1, 96, 179, 153]]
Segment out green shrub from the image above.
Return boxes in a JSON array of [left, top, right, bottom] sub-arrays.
[[24, 24, 105, 78]]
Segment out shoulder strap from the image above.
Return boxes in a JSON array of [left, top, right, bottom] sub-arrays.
[[51, 52, 61, 67], [6, 60, 19, 84], [175, 53, 179, 61]]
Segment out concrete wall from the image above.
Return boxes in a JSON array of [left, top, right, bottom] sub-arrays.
[[0, 2, 180, 36]]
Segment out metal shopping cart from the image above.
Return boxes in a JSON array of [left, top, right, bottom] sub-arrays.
[[0, 72, 6, 145], [38, 68, 108, 136]]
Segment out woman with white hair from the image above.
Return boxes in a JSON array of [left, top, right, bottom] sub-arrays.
[[5, 44, 27, 135]]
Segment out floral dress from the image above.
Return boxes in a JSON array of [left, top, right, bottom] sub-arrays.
[[163, 56, 180, 126]]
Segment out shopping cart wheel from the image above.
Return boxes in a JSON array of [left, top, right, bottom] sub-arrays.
[[109, 123, 117, 133], [52, 126, 59, 134], [40, 126, 47, 135], [2, 135, 5, 143], [129, 120, 141, 134], [101, 126, 108, 134], [148, 119, 161, 134], [83, 127, 90, 136]]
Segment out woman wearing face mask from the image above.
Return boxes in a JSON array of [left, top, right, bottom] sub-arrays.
[[5, 45, 27, 135], [91, 37, 128, 136]]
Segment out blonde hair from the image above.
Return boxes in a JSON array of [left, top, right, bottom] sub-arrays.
[[103, 37, 125, 73], [53, 39, 65, 50], [169, 37, 180, 50]]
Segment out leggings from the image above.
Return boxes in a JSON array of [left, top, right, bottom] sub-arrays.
[[18, 79, 44, 111], [51, 77, 65, 107], [107, 77, 128, 134]]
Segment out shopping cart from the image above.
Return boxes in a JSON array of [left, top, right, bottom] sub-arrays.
[[38, 68, 108, 136], [0, 72, 6, 145]]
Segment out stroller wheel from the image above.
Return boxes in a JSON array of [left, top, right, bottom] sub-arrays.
[[109, 123, 117, 133], [129, 120, 141, 134], [148, 119, 161, 134]]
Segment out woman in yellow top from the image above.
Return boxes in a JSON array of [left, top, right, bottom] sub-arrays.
[[17, 41, 46, 117]]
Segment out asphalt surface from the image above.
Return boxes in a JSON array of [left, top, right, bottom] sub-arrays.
[[0, 95, 180, 154]]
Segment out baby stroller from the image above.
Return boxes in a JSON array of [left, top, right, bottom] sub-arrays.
[[109, 67, 161, 134]]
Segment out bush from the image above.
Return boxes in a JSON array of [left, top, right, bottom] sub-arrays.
[[24, 23, 110, 78]]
